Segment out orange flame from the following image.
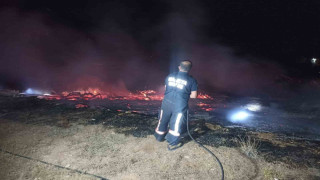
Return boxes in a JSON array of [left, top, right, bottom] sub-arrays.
[[196, 102, 215, 112], [197, 93, 213, 100], [38, 88, 212, 103]]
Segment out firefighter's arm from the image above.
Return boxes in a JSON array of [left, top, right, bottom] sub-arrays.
[[190, 91, 198, 98]]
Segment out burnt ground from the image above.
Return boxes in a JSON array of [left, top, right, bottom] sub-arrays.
[[0, 95, 320, 179]]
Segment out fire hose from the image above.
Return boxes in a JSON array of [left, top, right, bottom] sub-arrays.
[[0, 147, 108, 180], [0, 112, 224, 180], [187, 111, 224, 180]]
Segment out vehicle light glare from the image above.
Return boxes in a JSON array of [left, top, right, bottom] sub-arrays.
[[245, 104, 261, 112], [228, 110, 251, 123], [232, 111, 249, 120], [25, 88, 42, 95]]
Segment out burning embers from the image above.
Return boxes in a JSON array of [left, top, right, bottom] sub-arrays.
[[37, 88, 164, 101], [75, 104, 88, 108], [195, 93, 215, 112], [197, 93, 214, 100], [197, 102, 214, 112], [37, 88, 213, 102], [16, 88, 217, 112]]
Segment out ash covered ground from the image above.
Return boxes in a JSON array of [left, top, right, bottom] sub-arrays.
[[32, 91, 320, 141], [0, 92, 320, 179]]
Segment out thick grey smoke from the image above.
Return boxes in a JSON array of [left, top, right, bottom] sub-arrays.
[[0, 8, 165, 94], [0, 5, 284, 96], [190, 44, 283, 95], [156, 0, 284, 95]]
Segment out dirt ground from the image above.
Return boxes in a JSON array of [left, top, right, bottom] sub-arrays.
[[0, 95, 319, 180], [0, 118, 319, 180]]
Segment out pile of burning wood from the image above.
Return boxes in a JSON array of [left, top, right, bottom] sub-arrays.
[[37, 89, 164, 101], [1, 88, 216, 112]]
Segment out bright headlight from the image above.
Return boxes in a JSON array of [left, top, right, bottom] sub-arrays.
[[231, 111, 249, 120], [228, 110, 251, 123], [245, 103, 262, 112]]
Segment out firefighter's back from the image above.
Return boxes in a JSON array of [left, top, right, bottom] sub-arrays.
[[164, 71, 197, 112]]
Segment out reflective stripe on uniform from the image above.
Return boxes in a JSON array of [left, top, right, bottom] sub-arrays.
[[155, 110, 165, 134], [156, 129, 166, 135], [174, 113, 182, 133], [167, 77, 187, 89], [169, 113, 182, 136], [169, 129, 180, 136]]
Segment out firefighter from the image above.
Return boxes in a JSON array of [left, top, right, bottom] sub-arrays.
[[155, 60, 198, 150]]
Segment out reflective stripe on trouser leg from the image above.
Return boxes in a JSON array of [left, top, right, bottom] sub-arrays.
[[154, 103, 172, 142], [169, 113, 182, 136], [166, 111, 187, 145], [155, 110, 165, 135]]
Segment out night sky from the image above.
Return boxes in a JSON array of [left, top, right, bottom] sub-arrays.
[[1, 0, 320, 94], [10, 0, 319, 64]]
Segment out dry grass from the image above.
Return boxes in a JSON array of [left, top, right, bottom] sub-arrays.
[[1, 114, 320, 179], [263, 168, 284, 180], [56, 116, 70, 128], [236, 135, 260, 159], [252, 132, 298, 148]]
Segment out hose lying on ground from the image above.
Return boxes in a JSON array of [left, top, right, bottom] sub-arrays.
[[0, 148, 107, 180], [186, 111, 224, 180]]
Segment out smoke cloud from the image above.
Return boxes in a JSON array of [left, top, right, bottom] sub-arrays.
[[156, 1, 284, 96], [0, 8, 165, 94], [0, 4, 284, 96]]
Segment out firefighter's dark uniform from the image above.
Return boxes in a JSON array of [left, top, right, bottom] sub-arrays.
[[155, 71, 198, 145]]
